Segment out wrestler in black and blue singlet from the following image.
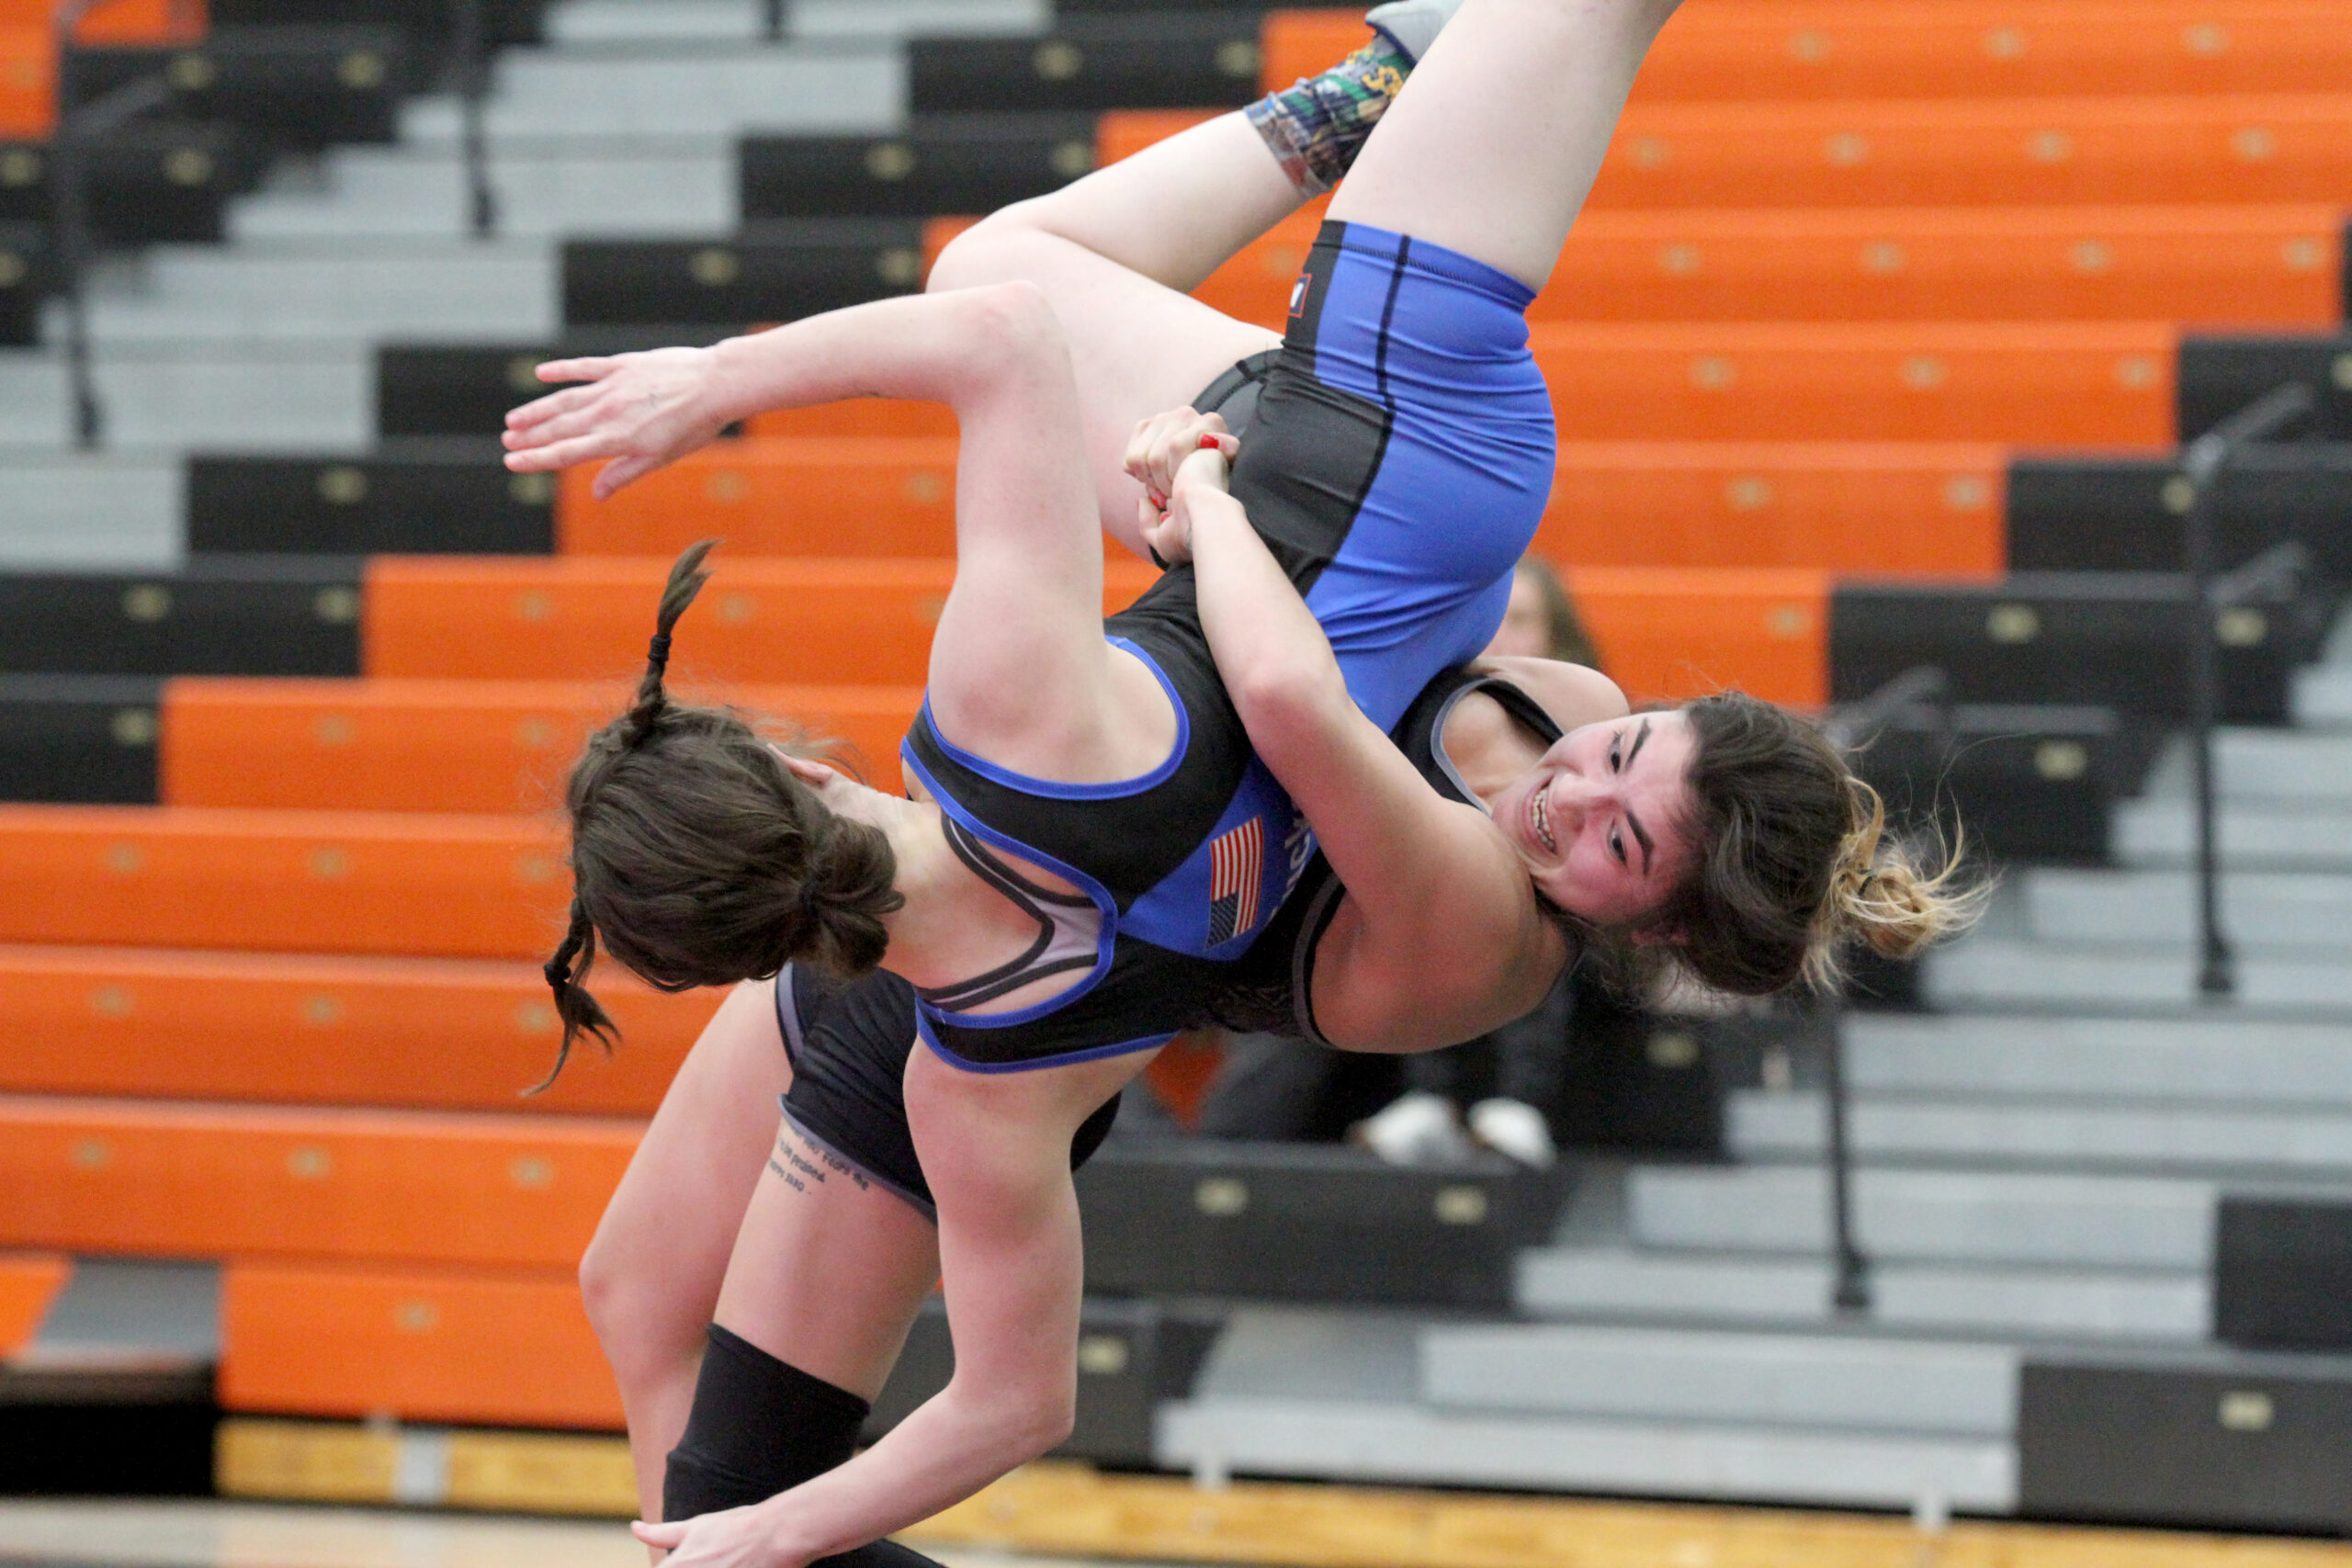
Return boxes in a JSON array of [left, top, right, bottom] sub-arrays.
[[901, 220, 1555, 1074], [778, 662, 1566, 1216]]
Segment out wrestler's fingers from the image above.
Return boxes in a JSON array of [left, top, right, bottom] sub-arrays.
[[503, 381, 600, 431], [592, 452, 662, 500], [535, 355, 616, 385]]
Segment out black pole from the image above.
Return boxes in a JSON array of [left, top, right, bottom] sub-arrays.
[[454, 0, 496, 238], [1823, 1001, 1871, 1313], [51, 3, 96, 447], [2176, 381, 2312, 1001], [764, 0, 787, 42]]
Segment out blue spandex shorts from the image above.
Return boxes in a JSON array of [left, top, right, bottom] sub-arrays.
[[1229, 218, 1556, 729]]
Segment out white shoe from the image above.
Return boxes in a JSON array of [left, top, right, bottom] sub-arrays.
[[1366, 0, 1466, 64], [1468, 1098, 1557, 1169], [1357, 1091, 1477, 1168]]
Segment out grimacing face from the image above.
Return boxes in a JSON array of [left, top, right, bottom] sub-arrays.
[[1487, 708, 1697, 926]]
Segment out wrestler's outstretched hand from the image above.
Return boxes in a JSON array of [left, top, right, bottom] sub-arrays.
[[502, 345, 732, 499], [1123, 405, 1237, 513], [1138, 439, 1234, 569], [632, 1501, 804, 1568]]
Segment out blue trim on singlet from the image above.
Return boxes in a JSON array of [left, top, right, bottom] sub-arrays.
[[903, 636, 1189, 801], [911, 1011, 1175, 1076], [898, 745, 1123, 1029]]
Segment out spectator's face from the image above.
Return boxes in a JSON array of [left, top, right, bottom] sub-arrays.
[[1489, 710, 1696, 926], [1483, 569, 1553, 660]]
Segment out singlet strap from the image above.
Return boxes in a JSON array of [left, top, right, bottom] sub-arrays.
[[918, 817, 1102, 1012]]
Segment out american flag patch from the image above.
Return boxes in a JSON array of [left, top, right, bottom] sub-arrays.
[[1205, 818, 1265, 946]]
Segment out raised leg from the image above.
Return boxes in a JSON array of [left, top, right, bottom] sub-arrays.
[[1329, 0, 1686, 291], [577, 980, 795, 1528]]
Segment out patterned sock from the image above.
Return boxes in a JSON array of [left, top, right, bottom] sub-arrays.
[[1245, 32, 1414, 198]]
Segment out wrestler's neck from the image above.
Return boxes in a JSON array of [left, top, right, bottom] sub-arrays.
[[818, 773, 1053, 993]]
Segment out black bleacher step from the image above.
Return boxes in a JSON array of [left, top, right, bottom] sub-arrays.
[[0, 558, 361, 677], [2217, 1198, 2352, 1353], [1074, 1140, 1560, 1309], [2019, 1346, 2352, 1532], [0, 124, 273, 247], [2008, 448, 2352, 583], [1850, 700, 2161, 864], [212, 0, 548, 51], [376, 329, 706, 438], [67, 26, 413, 148], [188, 440, 551, 555], [1829, 573, 2332, 724], [563, 220, 926, 329], [2179, 331, 2352, 444], [908, 14, 1264, 115], [0, 220, 44, 345], [0, 675, 163, 805], [866, 1296, 1221, 1468], [741, 114, 1100, 220]]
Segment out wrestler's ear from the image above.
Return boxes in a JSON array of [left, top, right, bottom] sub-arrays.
[[767, 743, 839, 788]]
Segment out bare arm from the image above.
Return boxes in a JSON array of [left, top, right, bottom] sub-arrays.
[[639, 1045, 1146, 1568], [1149, 457, 1563, 1053], [503, 283, 1069, 499]]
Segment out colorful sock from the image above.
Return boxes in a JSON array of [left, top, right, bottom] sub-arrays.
[[1245, 32, 1414, 198]]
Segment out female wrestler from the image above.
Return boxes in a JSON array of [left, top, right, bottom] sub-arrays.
[[508, 5, 1972, 1565]]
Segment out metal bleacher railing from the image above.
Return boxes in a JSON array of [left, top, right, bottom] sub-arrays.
[[2176, 380, 2316, 998]]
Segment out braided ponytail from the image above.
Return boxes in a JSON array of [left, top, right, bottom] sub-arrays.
[[536, 540, 902, 1089]]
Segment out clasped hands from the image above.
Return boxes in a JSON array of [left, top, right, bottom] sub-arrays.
[[1125, 406, 1239, 568]]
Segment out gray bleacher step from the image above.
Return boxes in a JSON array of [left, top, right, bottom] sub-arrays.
[[2136, 730, 2352, 804], [62, 238, 556, 343], [7, 1258, 217, 1400], [0, 342, 369, 452], [2017, 869, 2352, 951], [229, 146, 736, 241], [0, 454, 182, 569], [1844, 1013, 2352, 1103], [1925, 938, 2352, 1010], [2112, 796, 2352, 872], [1515, 1248, 2209, 1340], [1730, 1091, 2352, 1176], [1419, 1323, 2017, 1435], [1162, 1310, 2013, 1510], [548, 0, 1046, 43], [1628, 1166, 2215, 1269], [2293, 664, 2352, 729], [399, 43, 901, 143]]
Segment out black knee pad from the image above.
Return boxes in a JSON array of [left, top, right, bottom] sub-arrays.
[[663, 1324, 870, 1520]]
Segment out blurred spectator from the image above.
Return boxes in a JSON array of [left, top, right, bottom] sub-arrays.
[[1195, 553, 1598, 1168]]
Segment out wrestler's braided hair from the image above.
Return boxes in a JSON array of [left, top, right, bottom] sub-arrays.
[[536, 540, 901, 1089]]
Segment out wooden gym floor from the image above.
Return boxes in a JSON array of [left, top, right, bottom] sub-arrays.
[[7, 1471, 2352, 1568]]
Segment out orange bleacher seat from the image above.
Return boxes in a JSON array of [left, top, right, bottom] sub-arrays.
[[1179, 206, 2336, 328], [364, 556, 1159, 686], [0, 945, 708, 1116], [0, 805, 566, 959], [745, 399, 956, 441], [1592, 95, 2352, 210], [1539, 444, 2006, 575], [560, 439, 962, 559], [0, 1098, 633, 1267], [160, 678, 922, 814], [0, 1252, 70, 1359], [1264, 4, 2352, 105], [1564, 567, 1832, 706], [1097, 109, 1217, 169], [0, 28, 51, 137], [222, 1262, 622, 1430], [1532, 321, 2174, 446]]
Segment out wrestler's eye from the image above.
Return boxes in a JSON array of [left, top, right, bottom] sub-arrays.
[[1609, 738, 1622, 773], [1611, 828, 1627, 866]]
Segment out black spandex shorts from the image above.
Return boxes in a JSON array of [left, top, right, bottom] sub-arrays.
[[774, 964, 1121, 1224]]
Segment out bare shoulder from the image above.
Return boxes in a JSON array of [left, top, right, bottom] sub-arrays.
[[1310, 814, 1569, 1053], [1468, 657, 1628, 731]]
